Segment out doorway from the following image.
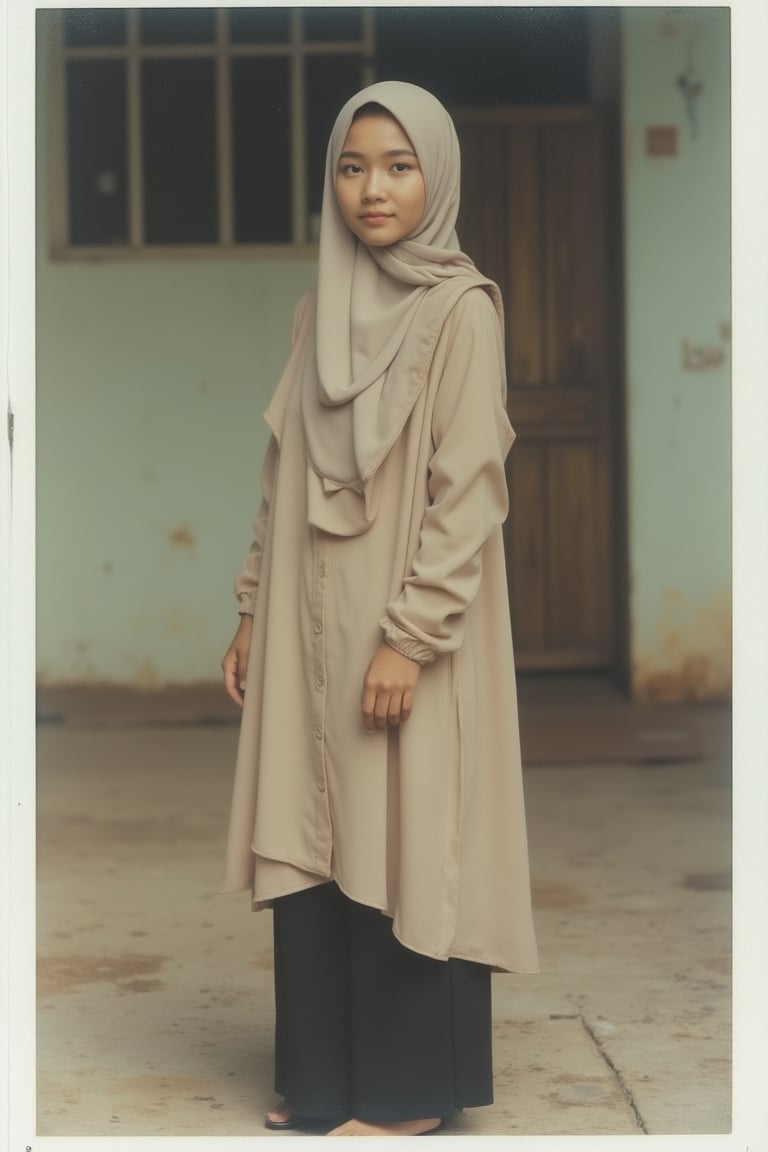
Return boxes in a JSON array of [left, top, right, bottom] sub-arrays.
[[454, 106, 624, 672]]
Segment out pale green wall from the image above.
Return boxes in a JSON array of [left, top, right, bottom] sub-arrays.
[[36, 22, 317, 685], [36, 259, 316, 685], [622, 8, 731, 701]]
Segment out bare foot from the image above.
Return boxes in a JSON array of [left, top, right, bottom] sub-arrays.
[[326, 1117, 442, 1137], [265, 1103, 295, 1126]]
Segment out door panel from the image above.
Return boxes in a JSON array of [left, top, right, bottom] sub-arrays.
[[507, 442, 549, 651], [542, 124, 605, 387], [454, 107, 617, 669], [458, 125, 508, 293], [505, 126, 542, 385], [547, 441, 601, 648]]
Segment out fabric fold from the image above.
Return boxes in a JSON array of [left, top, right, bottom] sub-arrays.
[[299, 81, 505, 534]]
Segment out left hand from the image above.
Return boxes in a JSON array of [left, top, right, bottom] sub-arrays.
[[361, 644, 421, 732]]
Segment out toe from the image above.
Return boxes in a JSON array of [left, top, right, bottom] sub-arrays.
[[266, 1104, 295, 1124]]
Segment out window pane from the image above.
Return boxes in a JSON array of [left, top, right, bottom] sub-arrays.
[[305, 55, 363, 220], [231, 59, 292, 244], [66, 60, 128, 245], [230, 8, 291, 44], [139, 8, 215, 45], [142, 59, 218, 244], [63, 8, 127, 47], [303, 7, 362, 42]]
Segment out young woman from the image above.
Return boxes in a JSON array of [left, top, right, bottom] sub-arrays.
[[221, 81, 538, 1137]]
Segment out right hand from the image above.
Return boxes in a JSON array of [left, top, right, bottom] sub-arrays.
[[221, 615, 253, 708]]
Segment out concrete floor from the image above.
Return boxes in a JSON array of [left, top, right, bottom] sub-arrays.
[[36, 682, 732, 1138]]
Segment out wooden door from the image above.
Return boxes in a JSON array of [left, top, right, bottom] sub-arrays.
[[453, 106, 619, 670]]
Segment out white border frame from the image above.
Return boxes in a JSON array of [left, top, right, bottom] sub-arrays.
[[4, 1, 768, 1150]]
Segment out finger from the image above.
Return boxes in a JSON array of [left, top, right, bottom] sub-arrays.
[[362, 687, 377, 732], [225, 680, 243, 707], [374, 692, 390, 730], [387, 691, 403, 726], [225, 680, 244, 708], [222, 657, 244, 709], [400, 688, 414, 722]]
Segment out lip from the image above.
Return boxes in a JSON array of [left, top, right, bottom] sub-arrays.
[[360, 213, 393, 223]]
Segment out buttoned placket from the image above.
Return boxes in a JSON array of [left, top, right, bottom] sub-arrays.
[[310, 533, 332, 862]]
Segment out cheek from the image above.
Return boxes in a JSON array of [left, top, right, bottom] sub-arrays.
[[413, 179, 427, 221], [334, 180, 351, 218]]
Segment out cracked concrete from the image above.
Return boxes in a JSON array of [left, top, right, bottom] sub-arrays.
[[36, 683, 731, 1137], [579, 1015, 648, 1133]]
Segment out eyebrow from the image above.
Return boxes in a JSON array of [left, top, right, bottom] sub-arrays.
[[338, 149, 418, 160]]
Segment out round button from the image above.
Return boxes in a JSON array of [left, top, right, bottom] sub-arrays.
[[314, 726, 323, 740], [318, 779, 326, 792], [313, 623, 323, 635], [315, 674, 325, 688]]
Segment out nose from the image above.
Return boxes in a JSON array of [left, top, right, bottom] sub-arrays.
[[362, 169, 385, 203]]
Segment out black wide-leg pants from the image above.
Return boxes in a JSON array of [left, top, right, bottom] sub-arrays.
[[272, 881, 493, 1123]]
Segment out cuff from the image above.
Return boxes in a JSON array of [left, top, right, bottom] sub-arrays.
[[237, 590, 257, 616], [379, 618, 437, 665]]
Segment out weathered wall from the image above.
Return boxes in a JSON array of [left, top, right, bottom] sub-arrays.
[[36, 27, 316, 685], [622, 8, 731, 702], [36, 260, 316, 686]]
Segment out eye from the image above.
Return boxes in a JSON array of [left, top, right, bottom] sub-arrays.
[[392, 162, 413, 173], [339, 162, 363, 176]]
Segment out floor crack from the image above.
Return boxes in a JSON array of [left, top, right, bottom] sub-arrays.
[[580, 1015, 649, 1134]]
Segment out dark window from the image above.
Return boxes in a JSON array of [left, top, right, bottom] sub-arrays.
[[139, 7, 216, 45], [304, 7, 363, 43], [63, 8, 127, 47], [232, 58, 292, 244], [54, 7, 371, 250], [66, 60, 129, 245], [142, 58, 218, 244], [305, 55, 364, 219], [229, 8, 292, 44]]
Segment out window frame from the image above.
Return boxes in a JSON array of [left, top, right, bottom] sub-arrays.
[[46, 7, 376, 260]]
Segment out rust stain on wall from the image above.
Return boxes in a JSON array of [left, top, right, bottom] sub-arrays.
[[131, 658, 162, 690], [168, 523, 197, 553], [632, 588, 731, 703], [166, 607, 193, 635]]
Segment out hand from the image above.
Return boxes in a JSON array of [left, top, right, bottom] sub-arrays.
[[221, 615, 253, 708], [362, 644, 420, 732]]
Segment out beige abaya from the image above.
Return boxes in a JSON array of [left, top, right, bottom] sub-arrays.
[[221, 82, 539, 976]]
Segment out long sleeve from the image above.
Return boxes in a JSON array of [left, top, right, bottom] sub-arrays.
[[234, 434, 278, 616], [233, 293, 314, 616], [380, 290, 514, 662]]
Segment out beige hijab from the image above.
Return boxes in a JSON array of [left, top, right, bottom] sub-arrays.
[[299, 81, 504, 535]]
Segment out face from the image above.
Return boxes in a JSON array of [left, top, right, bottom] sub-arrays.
[[335, 113, 426, 247]]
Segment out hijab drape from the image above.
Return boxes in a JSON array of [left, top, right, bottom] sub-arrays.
[[299, 81, 505, 535]]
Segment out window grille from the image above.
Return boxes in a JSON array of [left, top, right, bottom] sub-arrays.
[[46, 7, 375, 257]]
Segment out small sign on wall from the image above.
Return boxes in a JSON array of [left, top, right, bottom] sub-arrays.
[[646, 126, 678, 157]]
